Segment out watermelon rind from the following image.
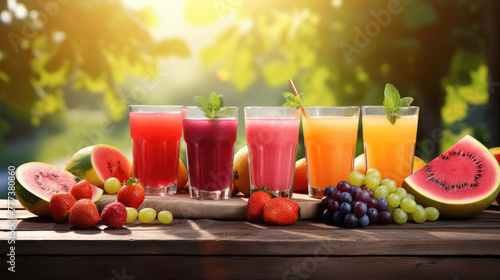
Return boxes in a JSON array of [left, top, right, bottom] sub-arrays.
[[403, 135, 500, 218], [65, 145, 103, 187], [15, 162, 103, 217]]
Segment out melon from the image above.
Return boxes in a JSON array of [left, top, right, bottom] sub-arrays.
[[490, 147, 500, 205], [65, 144, 131, 188], [15, 162, 103, 217], [403, 135, 500, 218], [233, 146, 250, 196]]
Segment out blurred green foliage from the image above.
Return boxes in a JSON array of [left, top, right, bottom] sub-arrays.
[[0, 0, 492, 171], [187, 0, 489, 159], [0, 0, 189, 149]]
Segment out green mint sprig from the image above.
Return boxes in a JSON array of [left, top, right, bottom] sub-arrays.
[[383, 83, 413, 124], [282, 92, 304, 108], [194, 92, 233, 118]]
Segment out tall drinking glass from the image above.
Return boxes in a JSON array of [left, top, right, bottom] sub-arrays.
[[303, 106, 360, 197], [182, 107, 238, 200], [245, 106, 301, 198], [129, 105, 183, 196], [362, 106, 419, 187]]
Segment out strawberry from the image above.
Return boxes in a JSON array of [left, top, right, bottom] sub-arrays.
[[263, 197, 301, 226], [117, 179, 145, 209], [247, 187, 276, 222], [71, 180, 93, 201], [101, 202, 127, 229], [69, 199, 100, 229], [49, 193, 76, 224]]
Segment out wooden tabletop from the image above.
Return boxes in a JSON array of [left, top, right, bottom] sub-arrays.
[[2, 199, 500, 279]]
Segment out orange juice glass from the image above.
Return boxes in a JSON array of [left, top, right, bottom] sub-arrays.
[[303, 107, 360, 197], [362, 106, 419, 187]]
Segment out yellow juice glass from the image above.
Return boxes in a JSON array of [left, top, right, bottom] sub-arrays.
[[362, 106, 419, 187], [303, 106, 360, 197]]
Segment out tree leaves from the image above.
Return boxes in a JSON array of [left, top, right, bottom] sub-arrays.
[[0, 0, 190, 134], [403, 1, 439, 29]]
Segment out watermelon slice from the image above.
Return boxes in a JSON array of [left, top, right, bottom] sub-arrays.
[[15, 162, 103, 217], [65, 144, 131, 188], [403, 135, 500, 218]]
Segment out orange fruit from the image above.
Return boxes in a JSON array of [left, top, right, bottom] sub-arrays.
[[177, 159, 188, 190], [233, 146, 251, 196], [130, 159, 188, 189], [293, 158, 308, 193], [231, 183, 239, 196], [353, 154, 427, 174]]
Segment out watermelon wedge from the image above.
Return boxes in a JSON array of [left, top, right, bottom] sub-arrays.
[[15, 162, 103, 217], [403, 135, 500, 218]]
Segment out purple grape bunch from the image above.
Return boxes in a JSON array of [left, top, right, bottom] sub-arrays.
[[320, 181, 392, 228]]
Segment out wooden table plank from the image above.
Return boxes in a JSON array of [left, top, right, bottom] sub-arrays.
[[3, 217, 500, 256], [9, 255, 500, 280], [2, 200, 500, 278], [0, 198, 23, 209]]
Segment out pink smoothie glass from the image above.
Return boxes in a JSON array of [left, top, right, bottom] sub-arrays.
[[244, 106, 301, 198]]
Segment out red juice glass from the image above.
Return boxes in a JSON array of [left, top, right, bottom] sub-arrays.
[[245, 106, 301, 198], [129, 105, 183, 196], [182, 106, 238, 200]]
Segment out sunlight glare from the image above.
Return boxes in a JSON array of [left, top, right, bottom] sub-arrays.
[[0, 10, 12, 24]]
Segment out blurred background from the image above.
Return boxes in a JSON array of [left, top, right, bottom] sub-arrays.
[[1, 0, 499, 197]]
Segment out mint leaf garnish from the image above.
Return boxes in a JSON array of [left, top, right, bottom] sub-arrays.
[[282, 92, 304, 108], [194, 96, 209, 108], [208, 92, 221, 107], [194, 92, 229, 118], [398, 97, 414, 107], [383, 83, 413, 124], [215, 107, 234, 118]]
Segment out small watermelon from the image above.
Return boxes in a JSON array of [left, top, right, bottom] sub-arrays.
[[403, 135, 500, 218], [65, 144, 131, 188], [15, 162, 103, 217]]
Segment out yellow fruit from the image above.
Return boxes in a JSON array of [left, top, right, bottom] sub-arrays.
[[293, 158, 308, 193], [412, 156, 427, 172], [233, 146, 250, 196], [130, 159, 188, 189], [353, 154, 427, 174]]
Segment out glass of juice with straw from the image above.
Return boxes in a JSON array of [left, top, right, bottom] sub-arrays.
[[129, 105, 183, 196], [303, 106, 360, 197], [245, 106, 301, 198], [182, 104, 238, 200], [362, 106, 419, 187]]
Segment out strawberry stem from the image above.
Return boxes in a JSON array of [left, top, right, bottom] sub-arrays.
[[255, 186, 277, 198], [124, 178, 139, 186]]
